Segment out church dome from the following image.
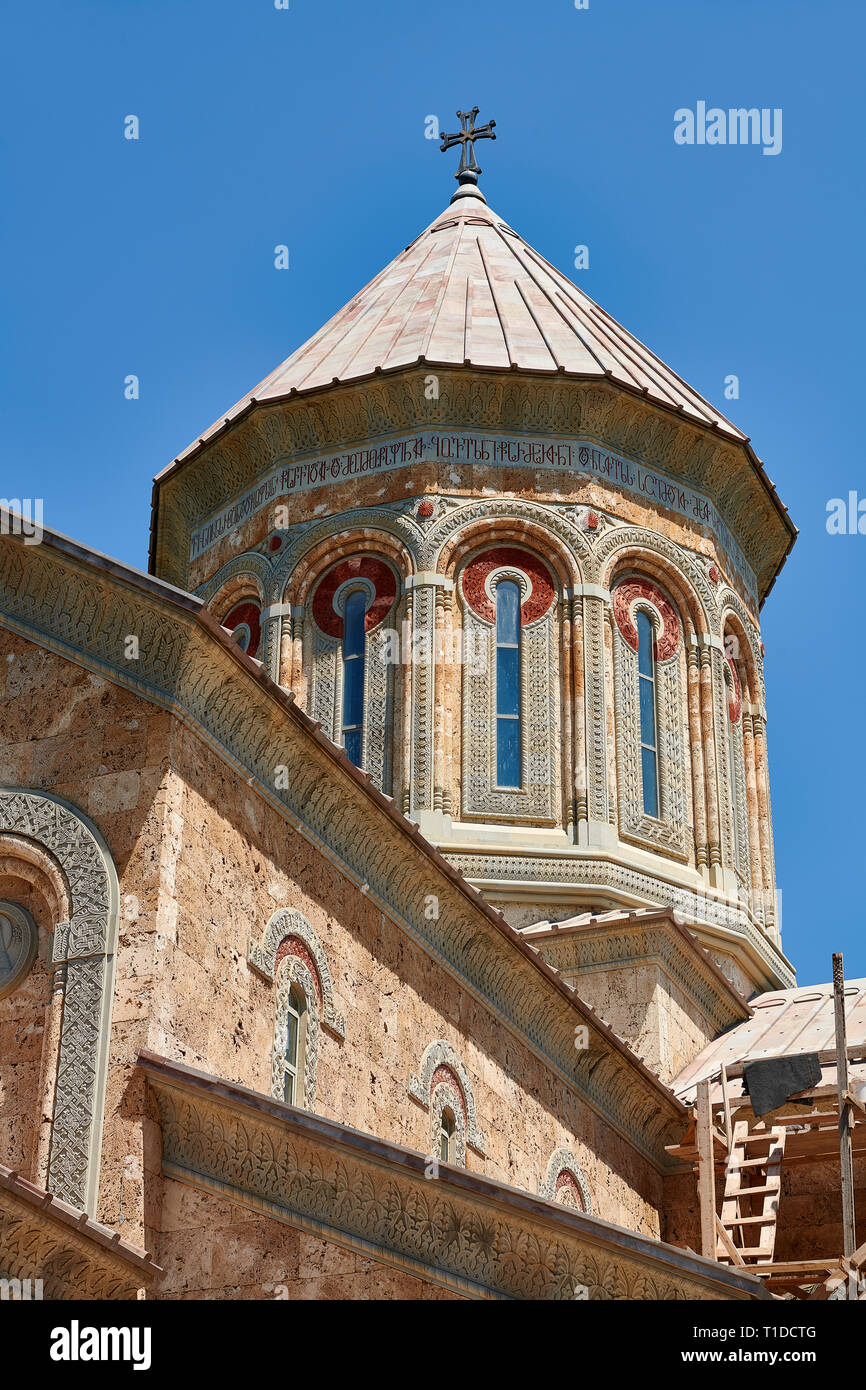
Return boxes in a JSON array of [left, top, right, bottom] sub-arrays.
[[150, 165, 796, 1000]]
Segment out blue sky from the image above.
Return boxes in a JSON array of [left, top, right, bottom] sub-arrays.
[[2, 0, 863, 985]]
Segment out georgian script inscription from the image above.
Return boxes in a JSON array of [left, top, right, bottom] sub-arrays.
[[189, 431, 756, 599]]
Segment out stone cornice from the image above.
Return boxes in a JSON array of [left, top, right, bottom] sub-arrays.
[[139, 1051, 768, 1302], [0, 527, 686, 1171], [0, 1163, 160, 1300], [524, 909, 751, 1039], [149, 367, 796, 603]]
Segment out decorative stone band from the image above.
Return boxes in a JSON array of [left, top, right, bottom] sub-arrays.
[[0, 1162, 161, 1301], [0, 790, 119, 1216], [408, 1040, 488, 1156], [539, 1148, 594, 1214], [446, 849, 792, 991], [139, 1051, 770, 1303]]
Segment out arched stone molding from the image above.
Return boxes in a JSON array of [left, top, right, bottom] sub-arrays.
[[430, 1076, 468, 1168], [0, 790, 120, 1216], [408, 1040, 487, 1158], [594, 527, 716, 630], [270, 955, 321, 1109], [428, 498, 590, 583], [248, 908, 346, 1038], [274, 526, 413, 726], [600, 533, 724, 874], [270, 511, 420, 607], [197, 552, 272, 609], [719, 589, 765, 705], [0, 832, 70, 927], [539, 1148, 594, 1213], [437, 510, 584, 832], [198, 556, 272, 668]]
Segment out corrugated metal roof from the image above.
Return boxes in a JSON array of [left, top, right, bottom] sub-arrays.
[[174, 190, 746, 463], [674, 978, 866, 1104]]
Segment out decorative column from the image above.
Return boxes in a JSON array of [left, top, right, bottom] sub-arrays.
[[698, 638, 722, 882], [752, 710, 778, 938], [570, 594, 589, 842], [559, 591, 575, 838], [576, 585, 612, 845], [262, 602, 290, 684], [741, 710, 763, 911], [406, 573, 452, 827], [686, 639, 709, 872], [710, 640, 737, 877]]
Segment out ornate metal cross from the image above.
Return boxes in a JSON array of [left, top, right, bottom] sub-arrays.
[[440, 107, 496, 182]]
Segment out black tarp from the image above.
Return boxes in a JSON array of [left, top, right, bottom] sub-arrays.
[[742, 1052, 822, 1119]]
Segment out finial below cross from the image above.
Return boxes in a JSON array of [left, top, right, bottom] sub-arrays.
[[440, 107, 497, 188]]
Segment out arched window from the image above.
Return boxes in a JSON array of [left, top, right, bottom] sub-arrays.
[[283, 982, 308, 1105], [439, 1106, 456, 1163], [459, 547, 558, 822], [636, 610, 659, 818], [308, 556, 398, 792], [495, 579, 521, 788], [341, 588, 367, 767]]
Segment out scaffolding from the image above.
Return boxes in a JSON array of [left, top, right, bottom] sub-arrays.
[[668, 954, 866, 1300]]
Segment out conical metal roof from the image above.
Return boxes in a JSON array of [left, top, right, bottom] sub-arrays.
[[176, 187, 745, 462]]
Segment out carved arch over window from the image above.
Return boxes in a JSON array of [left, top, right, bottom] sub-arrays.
[[539, 1148, 593, 1213], [200, 557, 270, 663], [408, 1040, 487, 1162], [458, 544, 559, 823], [0, 790, 119, 1216], [248, 908, 345, 1038]]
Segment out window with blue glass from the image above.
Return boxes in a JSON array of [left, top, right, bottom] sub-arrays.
[[341, 588, 367, 767], [495, 580, 521, 787], [637, 610, 659, 818]]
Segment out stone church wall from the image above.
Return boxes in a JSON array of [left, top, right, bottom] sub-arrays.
[[0, 625, 668, 1280]]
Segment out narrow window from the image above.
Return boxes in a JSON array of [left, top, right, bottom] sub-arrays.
[[637, 610, 659, 817], [495, 580, 521, 787], [439, 1106, 456, 1163], [341, 588, 367, 767], [284, 983, 307, 1105]]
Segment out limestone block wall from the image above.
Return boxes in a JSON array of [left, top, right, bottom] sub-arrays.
[[554, 963, 719, 1084], [151, 1178, 462, 1301]]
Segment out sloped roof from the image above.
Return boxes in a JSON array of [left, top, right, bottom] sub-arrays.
[[174, 186, 746, 464], [673, 977, 866, 1104]]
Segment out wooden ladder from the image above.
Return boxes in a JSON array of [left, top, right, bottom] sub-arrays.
[[716, 1120, 786, 1265]]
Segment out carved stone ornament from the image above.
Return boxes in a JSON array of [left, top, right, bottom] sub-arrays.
[[248, 908, 346, 1037], [142, 1054, 769, 1302], [0, 790, 119, 1215], [539, 1148, 594, 1214], [408, 1040, 487, 1156]]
